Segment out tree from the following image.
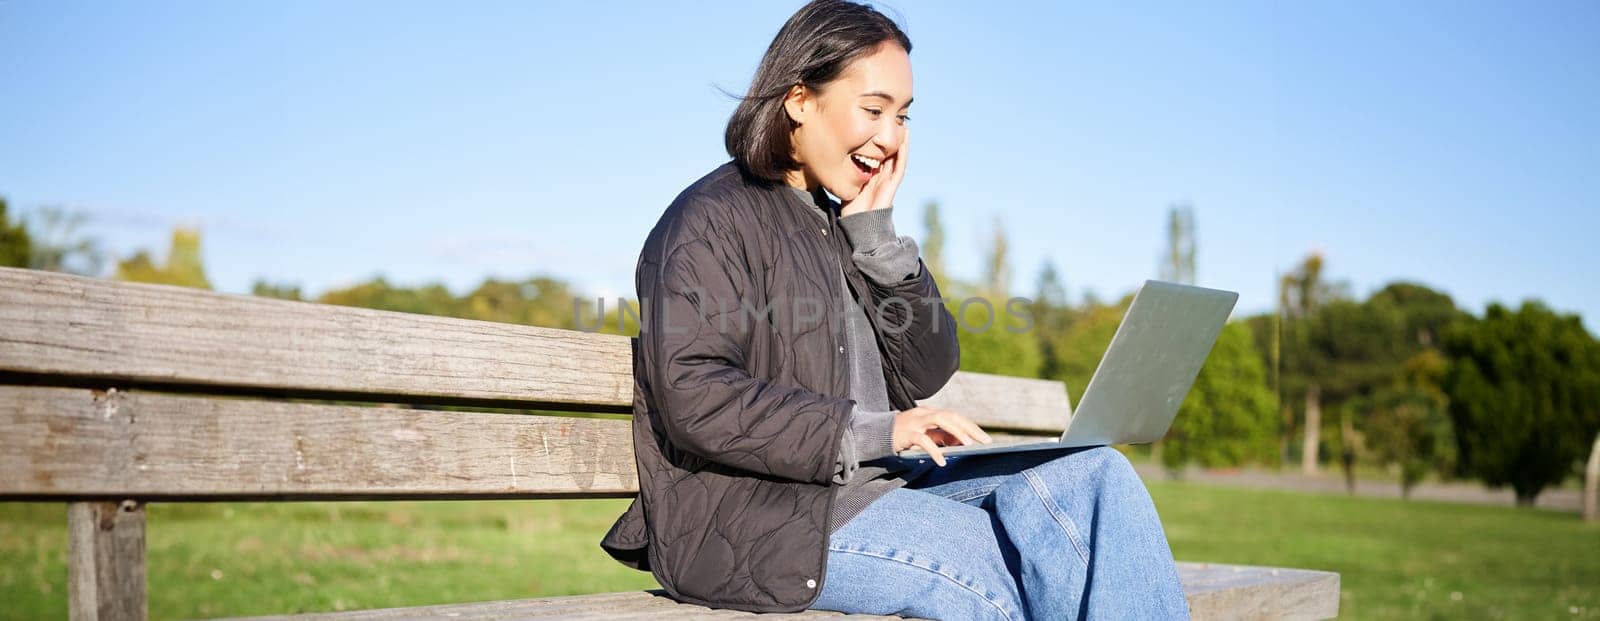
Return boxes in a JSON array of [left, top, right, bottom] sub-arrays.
[[1032, 260, 1075, 380], [1442, 302, 1600, 506], [982, 215, 1011, 299], [1307, 298, 1408, 491], [1152, 202, 1198, 465], [251, 279, 305, 301], [1352, 349, 1456, 498], [317, 277, 462, 318], [921, 200, 947, 285], [463, 276, 580, 328], [1368, 282, 1465, 350], [955, 216, 1040, 377], [23, 205, 106, 276], [315, 274, 581, 329], [1293, 283, 1466, 491], [952, 298, 1044, 378], [1159, 202, 1196, 285], [1278, 252, 1349, 473], [115, 228, 211, 289], [1042, 294, 1132, 399], [0, 197, 31, 268], [1160, 322, 1278, 473]]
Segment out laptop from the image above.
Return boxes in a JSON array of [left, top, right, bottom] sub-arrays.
[[891, 279, 1239, 461]]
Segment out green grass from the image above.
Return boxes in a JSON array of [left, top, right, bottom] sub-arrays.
[[0, 500, 658, 619], [1149, 482, 1600, 620], [2, 485, 1596, 620]]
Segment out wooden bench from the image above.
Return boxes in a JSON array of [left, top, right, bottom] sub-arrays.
[[0, 267, 1340, 620]]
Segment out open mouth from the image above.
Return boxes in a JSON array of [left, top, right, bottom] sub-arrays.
[[850, 153, 881, 182]]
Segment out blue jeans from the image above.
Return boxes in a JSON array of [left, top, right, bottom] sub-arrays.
[[809, 446, 1189, 620]]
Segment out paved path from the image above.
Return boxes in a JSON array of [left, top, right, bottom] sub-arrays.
[[1134, 463, 1584, 513]]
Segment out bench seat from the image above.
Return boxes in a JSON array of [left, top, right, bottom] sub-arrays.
[[222, 563, 1338, 620]]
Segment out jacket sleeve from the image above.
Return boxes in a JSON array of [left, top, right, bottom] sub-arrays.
[[638, 202, 853, 485], [839, 207, 961, 401]]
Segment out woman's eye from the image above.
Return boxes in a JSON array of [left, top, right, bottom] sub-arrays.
[[865, 108, 909, 123]]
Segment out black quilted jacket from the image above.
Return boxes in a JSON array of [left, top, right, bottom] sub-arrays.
[[599, 161, 960, 612]]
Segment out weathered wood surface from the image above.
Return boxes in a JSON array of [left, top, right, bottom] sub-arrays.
[[220, 563, 1337, 620], [918, 370, 1072, 433], [0, 385, 1066, 500], [68, 500, 147, 621], [0, 386, 637, 500], [1181, 563, 1340, 620], [220, 590, 922, 620], [0, 267, 634, 412], [0, 268, 1072, 432]]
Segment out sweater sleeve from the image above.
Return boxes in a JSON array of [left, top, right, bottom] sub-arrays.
[[838, 207, 920, 285], [832, 407, 900, 484]]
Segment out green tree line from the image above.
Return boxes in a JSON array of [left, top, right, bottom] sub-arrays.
[[4, 195, 1597, 506]]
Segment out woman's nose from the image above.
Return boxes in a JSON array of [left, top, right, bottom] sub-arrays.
[[873, 123, 903, 155]]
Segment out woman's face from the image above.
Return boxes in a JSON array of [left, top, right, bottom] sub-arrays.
[[784, 42, 912, 201]]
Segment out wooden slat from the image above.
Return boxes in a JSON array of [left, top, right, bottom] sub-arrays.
[[1180, 563, 1340, 620], [219, 589, 921, 620], [0, 383, 1069, 500], [0, 268, 1074, 428], [68, 500, 147, 621], [0, 267, 633, 411], [220, 563, 1338, 620], [0, 386, 637, 500], [920, 370, 1072, 433]]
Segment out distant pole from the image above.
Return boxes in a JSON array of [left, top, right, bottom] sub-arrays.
[[1585, 431, 1599, 522]]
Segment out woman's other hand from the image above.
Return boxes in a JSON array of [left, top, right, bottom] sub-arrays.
[[839, 129, 909, 219], [891, 403, 991, 466]]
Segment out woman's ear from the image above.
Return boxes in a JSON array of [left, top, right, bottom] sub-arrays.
[[782, 83, 810, 126]]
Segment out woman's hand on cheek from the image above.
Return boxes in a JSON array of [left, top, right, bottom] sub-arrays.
[[839, 130, 909, 218]]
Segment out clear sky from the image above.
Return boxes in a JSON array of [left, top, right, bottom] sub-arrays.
[[3, 1, 1596, 329]]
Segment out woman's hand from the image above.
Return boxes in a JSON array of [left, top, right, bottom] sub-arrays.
[[839, 129, 909, 219], [891, 404, 991, 467]]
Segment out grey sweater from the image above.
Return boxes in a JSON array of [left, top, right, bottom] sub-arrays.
[[786, 185, 937, 532]]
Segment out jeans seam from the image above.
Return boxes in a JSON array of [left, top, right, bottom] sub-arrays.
[[1022, 469, 1090, 565], [826, 545, 1022, 621], [940, 484, 1000, 503]]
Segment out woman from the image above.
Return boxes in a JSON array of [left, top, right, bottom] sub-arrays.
[[601, 2, 1189, 619]]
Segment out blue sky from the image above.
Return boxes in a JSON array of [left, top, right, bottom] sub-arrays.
[[2, 1, 1596, 329]]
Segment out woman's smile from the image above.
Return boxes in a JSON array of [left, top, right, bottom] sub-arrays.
[[850, 152, 882, 185]]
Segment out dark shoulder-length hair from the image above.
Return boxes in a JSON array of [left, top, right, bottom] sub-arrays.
[[724, 0, 912, 185]]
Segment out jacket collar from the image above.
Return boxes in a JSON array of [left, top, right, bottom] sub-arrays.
[[782, 183, 839, 223]]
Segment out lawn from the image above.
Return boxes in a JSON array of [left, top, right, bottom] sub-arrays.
[[1, 483, 1595, 619]]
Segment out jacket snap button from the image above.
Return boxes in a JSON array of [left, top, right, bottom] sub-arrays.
[[806, 579, 817, 589], [837, 346, 845, 354]]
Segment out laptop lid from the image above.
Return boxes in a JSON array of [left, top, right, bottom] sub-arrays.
[[1058, 280, 1239, 448]]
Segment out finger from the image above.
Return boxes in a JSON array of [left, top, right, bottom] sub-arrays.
[[953, 412, 994, 444], [875, 154, 899, 211], [927, 428, 959, 446], [913, 435, 947, 467], [937, 410, 992, 444], [941, 423, 980, 448], [855, 167, 884, 204], [928, 412, 985, 444], [928, 416, 972, 448], [892, 130, 909, 185]]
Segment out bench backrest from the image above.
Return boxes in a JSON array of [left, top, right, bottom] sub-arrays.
[[1, 266, 1074, 503]]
